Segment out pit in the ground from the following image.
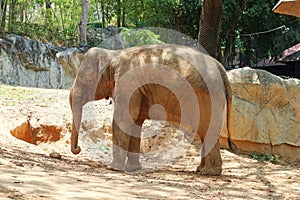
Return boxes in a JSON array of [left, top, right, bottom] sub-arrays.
[[10, 120, 62, 145]]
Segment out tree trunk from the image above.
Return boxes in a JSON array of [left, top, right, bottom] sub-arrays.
[[122, 4, 126, 27], [8, 0, 18, 33], [101, 2, 105, 28], [79, 0, 89, 46], [0, 0, 8, 35], [45, 0, 51, 9], [116, 0, 121, 27], [221, 0, 244, 66], [198, 0, 223, 59]]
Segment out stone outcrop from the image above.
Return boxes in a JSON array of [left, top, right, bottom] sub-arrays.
[[220, 67, 300, 160], [56, 47, 85, 88], [0, 34, 82, 89]]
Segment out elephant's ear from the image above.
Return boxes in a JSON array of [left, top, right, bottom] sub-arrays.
[[96, 48, 121, 82]]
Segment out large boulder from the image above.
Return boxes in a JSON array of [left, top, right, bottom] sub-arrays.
[[220, 67, 300, 160]]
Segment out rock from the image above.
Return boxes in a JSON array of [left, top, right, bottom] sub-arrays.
[[87, 26, 120, 47], [220, 67, 300, 160], [0, 34, 83, 89], [56, 47, 85, 88], [49, 151, 62, 159]]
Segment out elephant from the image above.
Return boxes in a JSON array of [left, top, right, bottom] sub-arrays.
[[69, 44, 236, 175]]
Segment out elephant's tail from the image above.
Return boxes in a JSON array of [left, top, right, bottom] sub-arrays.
[[224, 73, 237, 153]]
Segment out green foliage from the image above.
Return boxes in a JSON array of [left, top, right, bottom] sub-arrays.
[[1, 0, 197, 46], [177, 0, 201, 38], [250, 152, 279, 163], [122, 0, 200, 38], [98, 28, 164, 49], [123, 0, 178, 28], [1, 0, 299, 64], [221, 0, 300, 66], [120, 28, 164, 47], [238, 0, 299, 65], [1, 0, 81, 46]]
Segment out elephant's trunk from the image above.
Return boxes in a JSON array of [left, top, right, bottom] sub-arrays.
[[71, 118, 81, 154], [70, 89, 83, 154]]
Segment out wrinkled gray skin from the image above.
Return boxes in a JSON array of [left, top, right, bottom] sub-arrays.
[[70, 44, 236, 175]]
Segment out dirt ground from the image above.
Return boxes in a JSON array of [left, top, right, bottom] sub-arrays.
[[0, 85, 299, 200]]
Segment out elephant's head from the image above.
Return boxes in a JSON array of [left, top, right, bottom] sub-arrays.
[[70, 48, 117, 154]]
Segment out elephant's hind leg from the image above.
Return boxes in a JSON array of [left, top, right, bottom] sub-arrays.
[[195, 91, 223, 175], [197, 142, 222, 176], [126, 136, 142, 172], [126, 116, 145, 171]]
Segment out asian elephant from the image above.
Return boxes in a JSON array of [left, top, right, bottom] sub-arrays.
[[69, 44, 236, 175]]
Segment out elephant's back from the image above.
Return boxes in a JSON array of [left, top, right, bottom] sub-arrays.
[[112, 44, 226, 90]]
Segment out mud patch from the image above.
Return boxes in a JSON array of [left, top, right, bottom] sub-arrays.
[[10, 120, 62, 145]]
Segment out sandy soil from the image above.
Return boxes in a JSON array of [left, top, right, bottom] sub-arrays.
[[0, 85, 299, 200]]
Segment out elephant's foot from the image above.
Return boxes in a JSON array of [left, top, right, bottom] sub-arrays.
[[126, 161, 142, 172], [196, 165, 222, 176], [196, 154, 222, 176], [107, 160, 126, 172], [197, 142, 222, 176], [126, 153, 142, 172]]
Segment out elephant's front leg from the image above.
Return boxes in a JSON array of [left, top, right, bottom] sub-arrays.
[[110, 119, 143, 172], [109, 119, 130, 171], [109, 90, 144, 172]]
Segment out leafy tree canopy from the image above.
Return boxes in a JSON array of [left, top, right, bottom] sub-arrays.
[[222, 0, 299, 66], [0, 0, 299, 66]]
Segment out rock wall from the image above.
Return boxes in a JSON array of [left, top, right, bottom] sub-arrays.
[[220, 67, 300, 160], [0, 34, 81, 89]]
